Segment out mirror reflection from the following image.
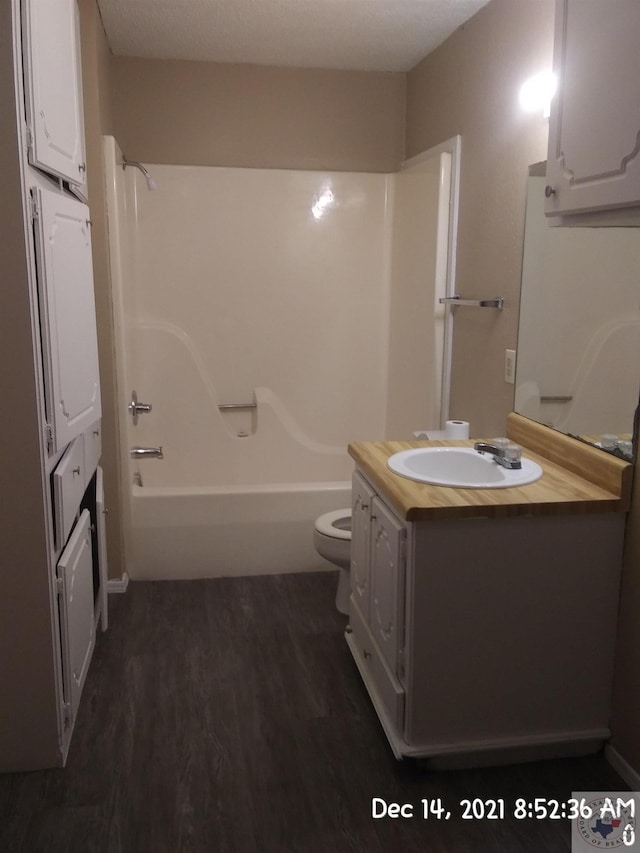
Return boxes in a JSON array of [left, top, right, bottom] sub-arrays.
[[515, 167, 640, 461]]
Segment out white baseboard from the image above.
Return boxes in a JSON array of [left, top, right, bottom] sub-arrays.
[[107, 572, 129, 594], [605, 744, 640, 789]]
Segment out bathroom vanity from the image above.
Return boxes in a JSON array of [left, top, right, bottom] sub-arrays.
[[346, 414, 632, 764]]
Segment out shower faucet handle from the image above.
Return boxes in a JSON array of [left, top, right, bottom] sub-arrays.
[[128, 390, 153, 426]]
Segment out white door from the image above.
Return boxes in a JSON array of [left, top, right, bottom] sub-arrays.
[[57, 510, 95, 724], [350, 472, 375, 623], [386, 139, 459, 435], [369, 497, 406, 676], [22, 0, 86, 189], [545, 0, 640, 216], [33, 187, 101, 452]]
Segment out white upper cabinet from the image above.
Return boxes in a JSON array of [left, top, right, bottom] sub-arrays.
[[22, 0, 87, 191], [545, 0, 640, 216], [33, 187, 101, 452]]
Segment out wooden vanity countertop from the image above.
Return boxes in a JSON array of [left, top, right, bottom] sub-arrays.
[[348, 413, 633, 521]]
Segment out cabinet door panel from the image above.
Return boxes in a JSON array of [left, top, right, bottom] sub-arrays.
[[546, 0, 640, 215], [22, 0, 86, 186], [53, 434, 85, 548], [57, 510, 95, 724], [350, 472, 375, 622], [83, 420, 102, 486], [34, 188, 101, 451], [349, 599, 405, 729], [370, 497, 405, 675]]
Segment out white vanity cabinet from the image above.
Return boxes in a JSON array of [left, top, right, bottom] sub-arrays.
[[22, 0, 87, 193], [347, 467, 626, 763], [545, 0, 640, 217]]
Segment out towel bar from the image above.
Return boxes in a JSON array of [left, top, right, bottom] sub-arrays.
[[439, 295, 504, 309], [218, 402, 257, 410]]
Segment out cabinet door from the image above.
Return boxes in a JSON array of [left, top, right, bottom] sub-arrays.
[[57, 510, 95, 725], [53, 434, 85, 548], [369, 497, 406, 676], [350, 472, 375, 622], [83, 420, 102, 485], [545, 0, 640, 216], [33, 187, 101, 451], [22, 0, 86, 187]]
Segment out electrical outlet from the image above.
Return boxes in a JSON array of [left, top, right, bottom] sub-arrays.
[[504, 349, 516, 384]]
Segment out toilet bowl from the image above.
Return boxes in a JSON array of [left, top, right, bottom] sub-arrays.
[[313, 508, 352, 615]]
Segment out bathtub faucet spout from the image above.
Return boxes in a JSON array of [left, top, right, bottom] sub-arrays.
[[130, 446, 164, 459]]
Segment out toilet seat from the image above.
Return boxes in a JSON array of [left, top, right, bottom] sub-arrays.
[[313, 509, 352, 615], [314, 509, 352, 540]]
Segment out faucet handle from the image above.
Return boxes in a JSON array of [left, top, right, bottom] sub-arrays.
[[503, 442, 522, 464], [491, 437, 510, 450], [129, 390, 153, 425]]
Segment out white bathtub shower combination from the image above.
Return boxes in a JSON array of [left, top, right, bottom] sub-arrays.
[[103, 136, 452, 580], [104, 138, 391, 579]]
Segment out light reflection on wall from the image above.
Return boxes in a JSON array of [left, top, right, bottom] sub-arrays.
[[311, 185, 336, 220]]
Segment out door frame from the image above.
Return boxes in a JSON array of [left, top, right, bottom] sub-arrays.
[[399, 135, 461, 428]]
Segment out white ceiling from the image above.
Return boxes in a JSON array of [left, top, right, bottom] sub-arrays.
[[97, 0, 491, 73]]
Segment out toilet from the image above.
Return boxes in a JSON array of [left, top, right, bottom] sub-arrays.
[[313, 508, 352, 615]]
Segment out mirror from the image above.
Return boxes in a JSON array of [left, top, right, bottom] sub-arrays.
[[515, 165, 640, 461]]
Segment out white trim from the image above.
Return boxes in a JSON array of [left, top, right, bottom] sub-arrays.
[[400, 135, 461, 428], [605, 744, 640, 789], [107, 572, 129, 594]]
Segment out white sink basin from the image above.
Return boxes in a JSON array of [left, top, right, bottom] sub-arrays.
[[387, 446, 543, 489]]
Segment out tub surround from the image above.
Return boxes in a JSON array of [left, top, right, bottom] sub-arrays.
[[348, 412, 632, 521], [346, 412, 630, 762]]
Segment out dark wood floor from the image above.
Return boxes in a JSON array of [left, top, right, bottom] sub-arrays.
[[0, 571, 628, 852]]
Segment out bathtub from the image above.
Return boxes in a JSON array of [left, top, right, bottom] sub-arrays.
[[127, 385, 354, 580], [129, 480, 352, 580]]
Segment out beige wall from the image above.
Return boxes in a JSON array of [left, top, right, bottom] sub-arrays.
[[407, 0, 554, 435], [110, 58, 405, 173], [77, 0, 125, 580]]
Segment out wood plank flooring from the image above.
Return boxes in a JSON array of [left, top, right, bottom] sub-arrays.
[[0, 572, 628, 852]]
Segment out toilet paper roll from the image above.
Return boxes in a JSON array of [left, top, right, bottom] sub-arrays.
[[444, 420, 470, 439]]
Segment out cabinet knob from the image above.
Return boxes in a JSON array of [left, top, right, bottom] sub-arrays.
[[544, 184, 556, 198], [72, 466, 81, 477], [363, 649, 372, 660]]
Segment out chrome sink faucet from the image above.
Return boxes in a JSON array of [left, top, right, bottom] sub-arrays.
[[473, 440, 522, 470]]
